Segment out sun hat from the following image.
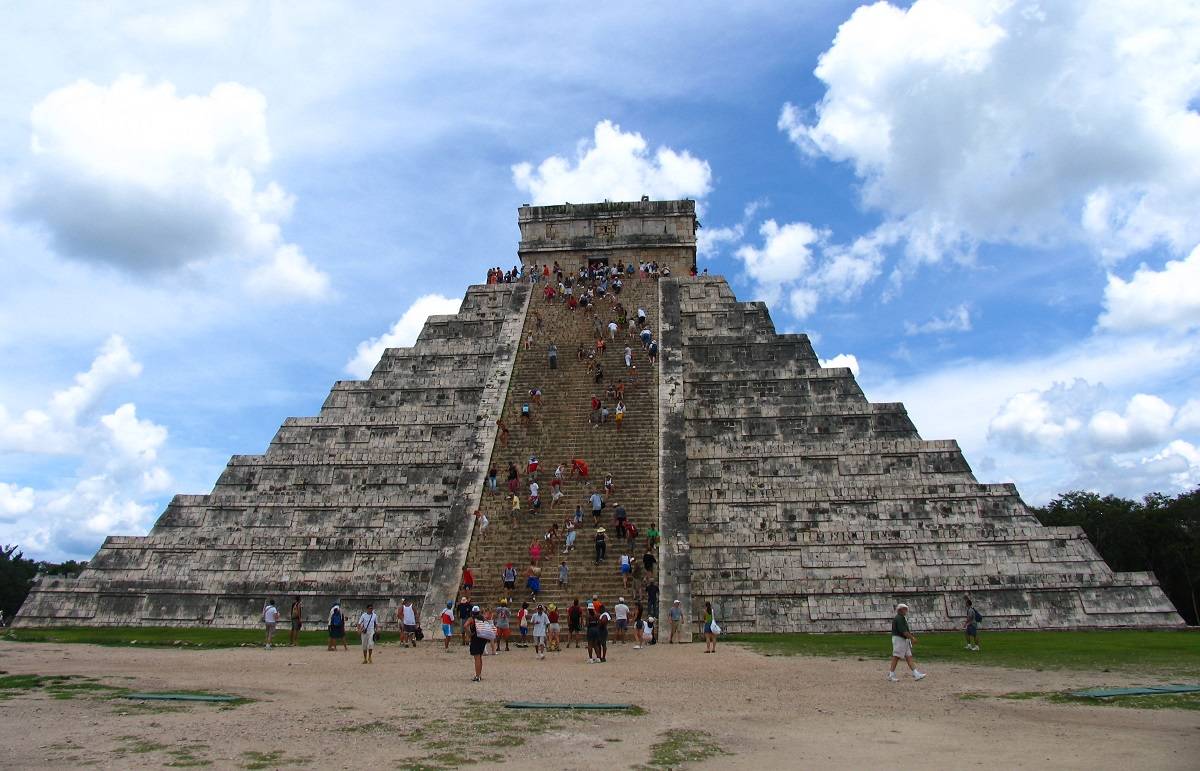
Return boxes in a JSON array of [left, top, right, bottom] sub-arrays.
[[896, 603, 909, 611], [500, 598, 508, 606], [548, 603, 557, 611], [471, 605, 481, 613], [673, 599, 681, 604], [597, 527, 606, 533], [619, 597, 625, 602]]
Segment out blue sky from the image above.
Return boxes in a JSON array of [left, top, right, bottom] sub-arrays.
[[2, 1, 1199, 561]]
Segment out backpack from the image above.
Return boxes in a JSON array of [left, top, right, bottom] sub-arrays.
[[331, 608, 343, 627], [973, 608, 983, 623]]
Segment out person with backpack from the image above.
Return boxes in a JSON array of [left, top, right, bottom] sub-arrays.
[[494, 599, 512, 652], [466, 606, 489, 682], [964, 597, 983, 651], [328, 601, 347, 651]]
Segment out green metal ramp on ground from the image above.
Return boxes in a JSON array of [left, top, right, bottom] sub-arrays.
[[1069, 684, 1200, 698]]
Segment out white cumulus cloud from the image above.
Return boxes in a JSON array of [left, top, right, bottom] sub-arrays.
[[10, 75, 329, 299], [1097, 244, 1200, 333], [512, 120, 712, 205], [0, 336, 172, 559], [785, 0, 1200, 265], [905, 304, 972, 336], [819, 353, 860, 377], [346, 294, 463, 379]]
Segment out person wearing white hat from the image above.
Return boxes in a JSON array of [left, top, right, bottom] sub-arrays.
[[668, 599, 683, 643], [887, 603, 926, 681]]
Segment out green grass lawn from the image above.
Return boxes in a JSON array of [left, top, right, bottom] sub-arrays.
[[2, 626, 341, 648], [726, 630, 1200, 676]]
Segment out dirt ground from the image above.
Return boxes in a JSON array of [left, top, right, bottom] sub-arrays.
[[1, 636, 1197, 769]]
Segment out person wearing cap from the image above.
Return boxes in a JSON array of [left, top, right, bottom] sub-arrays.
[[887, 603, 926, 682], [440, 601, 455, 652], [635, 616, 655, 649], [614, 597, 630, 643], [466, 605, 486, 681], [668, 600, 684, 644], [494, 598, 512, 652], [457, 596, 473, 645], [547, 603, 561, 652]]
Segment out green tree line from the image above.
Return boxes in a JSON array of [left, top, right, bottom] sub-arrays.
[[0, 545, 84, 622], [1035, 489, 1200, 625]]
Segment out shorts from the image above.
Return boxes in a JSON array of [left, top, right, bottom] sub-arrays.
[[621, 564, 631, 574], [533, 634, 545, 645], [291, 620, 301, 631], [504, 580, 515, 590], [549, 623, 560, 634], [463, 583, 474, 592], [891, 635, 912, 659], [966, 623, 978, 636], [617, 619, 628, 630], [569, 620, 581, 632], [520, 626, 528, 636], [442, 623, 453, 637], [469, 638, 487, 656], [361, 633, 375, 650], [403, 624, 418, 634], [499, 627, 511, 638], [265, 622, 276, 634]]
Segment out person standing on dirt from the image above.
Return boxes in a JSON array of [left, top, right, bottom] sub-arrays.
[[887, 603, 926, 682], [531, 604, 550, 660], [357, 603, 379, 664], [964, 597, 982, 652], [289, 596, 303, 646], [467, 606, 487, 681], [585, 606, 601, 662], [614, 598, 630, 643], [702, 601, 718, 653], [668, 600, 683, 644], [568, 599, 583, 649], [328, 601, 347, 651], [262, 599, 280, 649], [597, 605, 611, 662], [494, 599, 512, 652], [441, 601, 456, 652], [457, 596, 473, 644], [400, 598, 419, 648]]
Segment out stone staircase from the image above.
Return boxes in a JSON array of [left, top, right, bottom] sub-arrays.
[[464, 273, 661, 613]]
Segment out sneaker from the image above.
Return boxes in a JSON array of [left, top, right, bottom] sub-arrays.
[[913, 671, 926, 681], [886, 673, 899, 682], [964, 644, 972, 650], [633, 645, 641, 649], [972, 645, 981, 651], [471, 676, 480, 682]]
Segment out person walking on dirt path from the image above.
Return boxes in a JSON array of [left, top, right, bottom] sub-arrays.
[[458, 596, 473, 644], [517, 602, 530, 647], [887, 603, 926, 681], [357, 603, 379, 664], [494, 599, 512, 652], [289, 596, 302, 646], [597, 605, 611, 662], [568, 599, 583, 649], [263, 599, 280, 649], [548, 343, 558, 370], [441, 601, 455, 652], [467, 606, 487, 681], [668, 600, 683, 644], [548, 603, 561, 652], [400, 598, 419, 648], [702, 601, 719, 653], [531, 604, 550, 659], [328, 601, 347, 651], [585, 607, 601, 662], [964, 597, 982, 651], [594, 527, 607, 563]]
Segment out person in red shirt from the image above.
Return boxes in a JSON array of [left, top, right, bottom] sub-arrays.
[[462, 566, 474, 600], [570, 458, 589, 479]]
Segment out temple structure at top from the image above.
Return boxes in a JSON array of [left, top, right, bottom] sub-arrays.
[[17, 198, 1183, 632]]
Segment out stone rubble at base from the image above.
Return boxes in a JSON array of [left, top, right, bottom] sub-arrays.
[[15, 200, 1183, 632]]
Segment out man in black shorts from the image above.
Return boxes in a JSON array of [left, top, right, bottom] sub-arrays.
[[568, 599, 583, 649]]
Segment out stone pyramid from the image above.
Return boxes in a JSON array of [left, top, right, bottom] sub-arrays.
[[17, 199, 1182, 632]]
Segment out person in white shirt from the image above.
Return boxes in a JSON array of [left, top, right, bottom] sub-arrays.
[[531, 604, 550, 659], [399, 598, 419, 648], [358, 604, 379, 663], [614, 598, 630, 643], [607, 320, 618, 339], [262, 600, 280, 649]]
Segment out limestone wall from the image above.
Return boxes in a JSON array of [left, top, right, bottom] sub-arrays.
[[664, 276, 1184, 632], [16, 284, 528, 628]]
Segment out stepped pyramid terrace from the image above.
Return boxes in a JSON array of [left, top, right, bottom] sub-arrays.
[[17, 199, 1184, 633]]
